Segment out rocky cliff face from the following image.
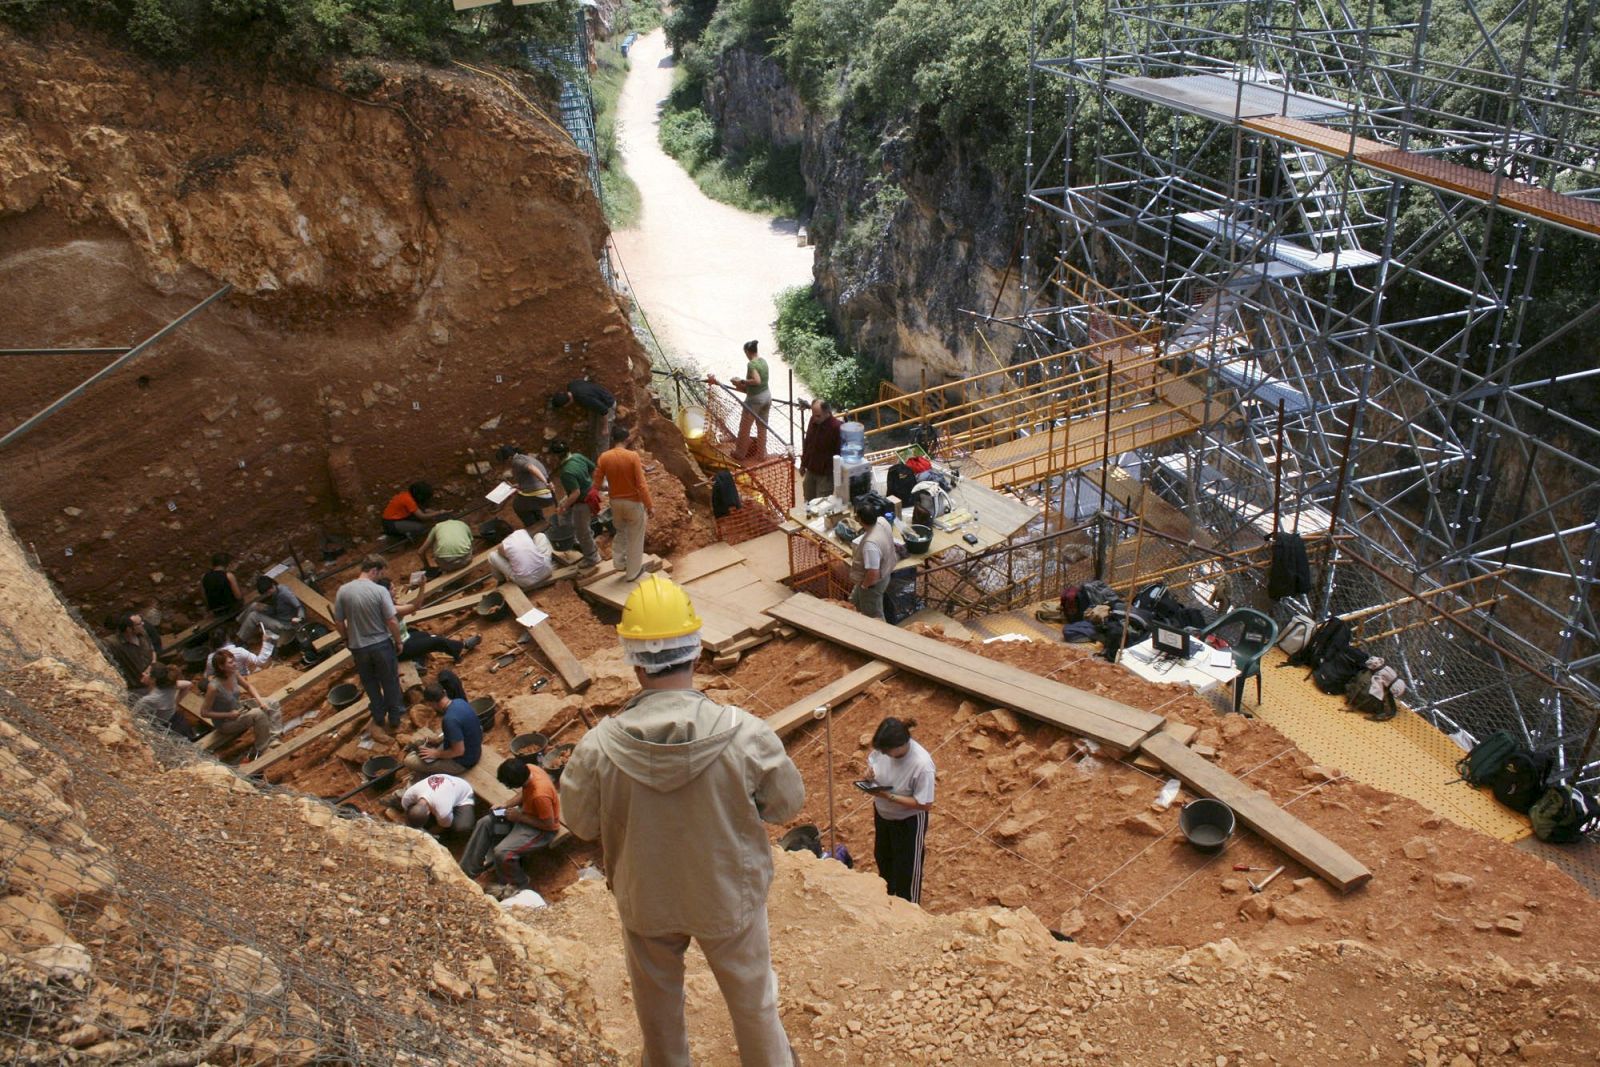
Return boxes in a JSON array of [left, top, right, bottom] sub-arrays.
[[0, 27, 693, 620], [703, 47, 1025, 391]]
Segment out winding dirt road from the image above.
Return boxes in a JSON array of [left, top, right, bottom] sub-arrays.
[[610, 29, 813, 423]]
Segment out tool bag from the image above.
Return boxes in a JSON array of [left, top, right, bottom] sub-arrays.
[[1529, 782, 1600, 843], [1276, 613, 1316, 656], [1454, 731, 1520, 785]]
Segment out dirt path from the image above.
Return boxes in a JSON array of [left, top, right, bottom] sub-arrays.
[[610, 29, 813, 427]]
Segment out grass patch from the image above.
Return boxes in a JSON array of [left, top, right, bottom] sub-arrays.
[[592, 40, 641, 228], [774, 285, 881, 409], [658, 71, 807, 219]]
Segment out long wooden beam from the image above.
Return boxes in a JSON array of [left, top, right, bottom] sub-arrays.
[[275, 574, 336, 627], [498, 583, 590, 692], [766, 662, 896, 738], [1139, 732, 1371, 893], [766, 594, 1163, 753], [242, 701, 371, 776]]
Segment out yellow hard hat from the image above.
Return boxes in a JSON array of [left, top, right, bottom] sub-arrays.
[[617, 574, 703, 641]]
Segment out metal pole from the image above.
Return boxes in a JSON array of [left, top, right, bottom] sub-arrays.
[[0, 284, 233, 450], [1098, 362, 1114, 510], [820, 702, 837, 856], [0, 347, 130, 357], [1317, 410, 1361, 617], [1271, 398, 1286, 540]]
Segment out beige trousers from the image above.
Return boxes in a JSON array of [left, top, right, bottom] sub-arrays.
[[611, 499, 648, 581], [213, 703, 279, 753], [622, 907, 792, 1067]]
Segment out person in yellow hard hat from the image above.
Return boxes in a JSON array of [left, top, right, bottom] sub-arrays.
[[559, 575, 804, 1067]]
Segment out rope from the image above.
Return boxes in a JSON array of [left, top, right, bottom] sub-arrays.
[[451, 60, 572, 144]]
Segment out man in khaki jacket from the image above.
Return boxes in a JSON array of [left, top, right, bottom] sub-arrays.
[[560, 575, 804, 1066]]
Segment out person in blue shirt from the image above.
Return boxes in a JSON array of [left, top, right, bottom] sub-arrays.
[[403, 682, 482, 777]]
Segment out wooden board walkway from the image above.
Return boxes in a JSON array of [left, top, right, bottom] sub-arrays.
[[765, 662, 896, 739], [1139, 732, 1372, 892], [498, 583, 589, 693], [581, 567, 780, 654], [968, 396, 1203, 491], [242, 701, 371, 776], [766, 594, 1164, 753]]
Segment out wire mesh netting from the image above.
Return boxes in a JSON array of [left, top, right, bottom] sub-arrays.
[[0, 661, 612, 1065]]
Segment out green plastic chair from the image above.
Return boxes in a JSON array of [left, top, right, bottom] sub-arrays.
[[1199, 607, 1280, 713]]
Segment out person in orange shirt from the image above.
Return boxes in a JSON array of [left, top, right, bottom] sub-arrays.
[[382, 481, 446, 539], [460, 758, 561, 894], [594, 424, 654, 582]]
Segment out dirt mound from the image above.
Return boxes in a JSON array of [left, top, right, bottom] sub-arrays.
[[534, 846, 1600, 1065], [0, 26, 706, 624]]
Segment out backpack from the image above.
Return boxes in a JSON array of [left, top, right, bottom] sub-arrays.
[[711, 471, 740, 517], [1289, 616, 1352, 669], [1277, 613, 1316, 656], [1130, 582, 1168, 613], [910, 480, 952, 518], [1491, 749, 1548, 813], [1152, 592, 1207, 631], [1060, 585, 1083, 624], [1455, 731, 1520, 787], [887, 463, 918, 505], [1344, 667, 1397, 719], [1529, 783, 1599, 844], [1312, 643, 1367, 694], [1079, 580, 1119, 611], [478, 518, 513, 546]]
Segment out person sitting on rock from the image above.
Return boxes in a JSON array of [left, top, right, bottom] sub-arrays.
[[403, 682, 482, 778], [396, 772, 477, 836], [234, 575, 304, 643], [197, 648, 281, 760], [459, 758, 561, 894], [382, 481, 446, 539]]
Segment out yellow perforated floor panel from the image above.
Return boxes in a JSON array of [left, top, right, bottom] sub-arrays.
[[1249, 649, 1531, 843]]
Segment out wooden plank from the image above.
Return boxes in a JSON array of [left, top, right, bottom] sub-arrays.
[[766, 662, 896, 739], [260, 648, 353, 705], [408, 592, 490, 626], [1138, 731, 1371, 892], [464, 745, 518, 807], [576, 554, 663, 588], [498, 583, 590, 693], [731, 529, 793, 583], [683, 563, 764, 600], [670, 542, 746, 585], [766, 594, 1162, 753], [240, 701, 371, 775], [275, 574, 336, 627]]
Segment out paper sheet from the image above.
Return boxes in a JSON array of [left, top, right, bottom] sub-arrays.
[[516, 606, 549, 629], [486, 481, 515, 505], [265, 562, 289, 578], [1210, 649, 1234, 669]]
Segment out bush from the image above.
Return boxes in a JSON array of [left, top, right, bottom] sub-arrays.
[[775, 285, 881, 409]]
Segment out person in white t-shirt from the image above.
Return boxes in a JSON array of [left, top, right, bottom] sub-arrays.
[[488, 526, 555, 591], [863, 716, 936, 904], [397, 773, 477, 835]]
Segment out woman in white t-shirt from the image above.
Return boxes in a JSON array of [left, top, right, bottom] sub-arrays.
[[864, 716, 936, 904]]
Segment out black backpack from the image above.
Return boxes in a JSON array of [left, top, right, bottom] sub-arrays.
[[712, 471, 741, 517], [1344, 667, 1398, 720], [1079, 580, 1119, 611], [1130, 581, 1168, 613], [1529, 783, 1599, 844], [1312, 644, 1367, 694], [886, 462, 918, 505], [1455, 731, 1520, 786], [1491, 749, 1548, 813], [1288, 616, 1352, 669]]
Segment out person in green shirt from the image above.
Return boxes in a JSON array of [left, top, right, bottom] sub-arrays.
[[712, 339, 772, 461], [548, 440, 601, 569], [420, 518, 475, 572]]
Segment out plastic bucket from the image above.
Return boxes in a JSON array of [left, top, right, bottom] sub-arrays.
[[511, 732, 549, 758], [471, 696, 498, 731], [1179, 798, 1236, 851], [328, 683, 361, 709], [904, 524, 933, 555]]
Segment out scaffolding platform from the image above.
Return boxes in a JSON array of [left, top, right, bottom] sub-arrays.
[[1108, 72, 1350, 124], [1250, 649, 1531, 843], [1177, 210, 1382, 274]]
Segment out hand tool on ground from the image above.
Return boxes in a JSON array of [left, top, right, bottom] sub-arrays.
[[1248, 865, 1286, 893], [488, 649, 523, 674], [1233, 864, 1274, 872], [522, 674, 549, 691]]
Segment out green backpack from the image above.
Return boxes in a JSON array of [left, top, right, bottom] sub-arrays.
[[1529, 783, 1598, 844]]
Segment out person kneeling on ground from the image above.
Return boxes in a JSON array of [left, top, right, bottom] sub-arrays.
[[403, 682, 482, 778], [848, 501, 898, 620], [460, 758, 561, 895], [498, 445, 557, 528], [395, 772, 477, 837], [488, 523, 555, 591], [131, 664, 196, 741], [420, 516, 475, 573], [382, 481, 446, 539], [235, 575, 304, 643], [197, 649, 281, 760]]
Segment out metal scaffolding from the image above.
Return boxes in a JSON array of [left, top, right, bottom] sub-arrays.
[[1017, 0, 1600, 776]]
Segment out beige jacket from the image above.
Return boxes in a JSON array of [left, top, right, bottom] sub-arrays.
[[559, 688, 805, 939]]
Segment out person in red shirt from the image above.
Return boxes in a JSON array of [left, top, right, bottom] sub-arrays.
[[459, 758, 561, 893], [382, 481, 445, 539], [595, 424, 654, 581]]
